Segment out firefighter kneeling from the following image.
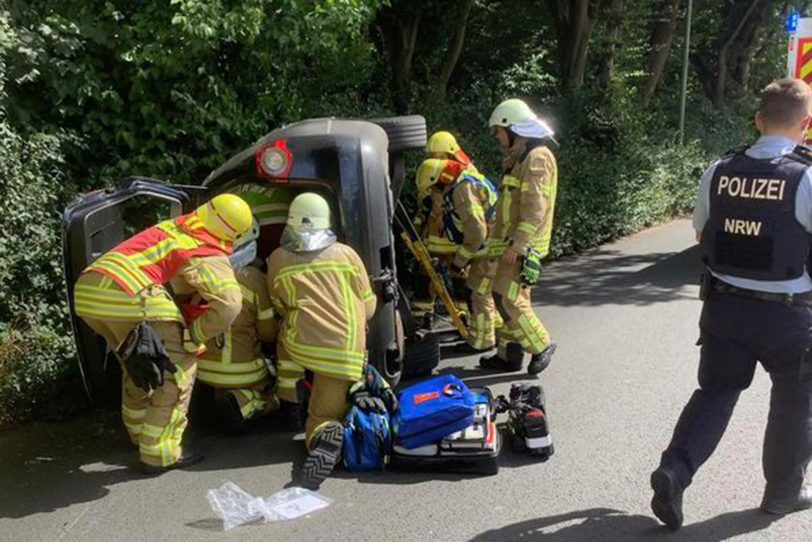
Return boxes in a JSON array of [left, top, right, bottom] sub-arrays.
[[73, 194, 251, 473], [190, 222, 281, 433], [267, 192, 377, 488]]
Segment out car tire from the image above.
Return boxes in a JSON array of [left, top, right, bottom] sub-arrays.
[[401, 333, 441, 379], [370, 116, 427, 152]]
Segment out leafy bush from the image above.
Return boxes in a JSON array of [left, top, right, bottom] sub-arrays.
[[0, 11, 85, 428]]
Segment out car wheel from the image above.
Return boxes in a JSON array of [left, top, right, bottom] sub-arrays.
[[370, 116, 427, 152], [401, 333, 441, 379]]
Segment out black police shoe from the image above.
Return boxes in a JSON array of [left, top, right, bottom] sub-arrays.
[[141, 449, 204, 476], [528, 343, 557, 375], [761, 485, 812, 515], [301, 423, 344, 490], [479, 352, 522, 372], [650, 467, 684, 530]]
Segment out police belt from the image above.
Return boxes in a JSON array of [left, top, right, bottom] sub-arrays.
[[711, 277, 812, 307]]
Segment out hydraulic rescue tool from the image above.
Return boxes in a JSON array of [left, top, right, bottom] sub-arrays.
[[394, 201, 469, 339]]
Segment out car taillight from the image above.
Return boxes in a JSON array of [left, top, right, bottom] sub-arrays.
[[255, 140, 293, 180]]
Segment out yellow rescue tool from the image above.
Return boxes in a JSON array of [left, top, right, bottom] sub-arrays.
[[395, 201, 469, 339]]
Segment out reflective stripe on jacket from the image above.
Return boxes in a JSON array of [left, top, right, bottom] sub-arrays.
[[85, 213, 231, 296], [197, 265, 277, 388], [234, 184, 296, 227], [444, 172, 498, 268], [488, 138, 558, 257], [267, 242, 377, 381]]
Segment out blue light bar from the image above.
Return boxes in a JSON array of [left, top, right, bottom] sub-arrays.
[[787, 12, 799, 32]]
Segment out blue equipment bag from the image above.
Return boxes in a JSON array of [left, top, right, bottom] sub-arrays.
[[343, 406, 392, 472], [393, 374, 476, 449]]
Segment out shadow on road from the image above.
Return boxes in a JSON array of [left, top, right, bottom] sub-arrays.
[[469, 507, 780, 542], [535, 245, 702, 307], [0, 410, 138, 519]]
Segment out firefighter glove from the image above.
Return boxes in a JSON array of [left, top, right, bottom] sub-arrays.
[[521, 248, 543, 286], [117, 322, 177, 392]]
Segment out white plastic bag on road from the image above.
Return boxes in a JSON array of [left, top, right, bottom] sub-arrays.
[[207, 482, 332, 531]]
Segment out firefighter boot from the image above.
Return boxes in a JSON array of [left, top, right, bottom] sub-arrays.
[[527, 342, 557, 375], [301, 422, 344, 490], [479, 343, 523, 372], [141, 448, 204, 475]]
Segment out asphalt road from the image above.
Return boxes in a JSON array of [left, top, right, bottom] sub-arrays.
[[3, 218, 811, 542]]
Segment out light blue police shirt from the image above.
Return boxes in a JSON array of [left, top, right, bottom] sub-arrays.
[[693, 135, 812, 294]]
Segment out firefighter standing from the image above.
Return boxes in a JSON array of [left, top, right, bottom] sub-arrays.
[[480, 98, 558, 374], [194, 227, 280, 433], [416, 158, 499, 353], [266, 192, 377, 488], [650, 79, 812, 530], [73, 194, 251, 473], [411, 132, 478, 324]]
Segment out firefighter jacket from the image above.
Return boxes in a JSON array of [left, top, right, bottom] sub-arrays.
[[415, 190, 458, 255], [488, 137, 558, 258], [75, 213, 242, 349], [701, 148, 812, 281], [196, 264, 278, 387], [266, 242, 377, 382], [444, 172, 498, 269]]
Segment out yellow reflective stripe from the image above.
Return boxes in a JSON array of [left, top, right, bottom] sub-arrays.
[[477, 277, 492, 296], [508, 281, 520, 302], [284, 339, 366, 362], [276, 261, 360, 281], [197, 358, 267, 374], [122, 404, 146, 420], [258, 307, 275, 320], [281, 276, 296, 308], [458, 246, 475, 260], [502, 190, 512, 231], [517, 314, 546, 352], [124, 420, 143, 436], [338, 275, 357, 352], [101, 252, 153, 286], [191, 319, 205, 344], [222, 331, 233, 363], [240, 285, 256, 305], [198, 264, 239, 294], [87, 260, 142, 294], [517, 221, 537, 236], [470, 203, 485, 218], [128, 238, 176, 268], [276, 376, 301, 390], [290, 357, 364, 379], [277, 360, 305, 371], [486, 239, 509, 257], [502, 174, 521, 188], [362, 289, 376, 302]]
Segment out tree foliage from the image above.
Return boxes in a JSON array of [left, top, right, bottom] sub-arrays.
[[0, 0, 806, 425]]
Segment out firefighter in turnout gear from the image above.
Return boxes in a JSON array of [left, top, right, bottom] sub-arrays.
[[411, 131, 480, 324], [480, 98, 558, 375], [192, 222, 280, 433], [266, 192, 377, 488], [72, 193, 251, 473], [416, 158, 499, 353], [650, 79, 812, 530]]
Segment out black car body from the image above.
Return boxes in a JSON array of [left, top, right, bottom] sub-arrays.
[[63, 116, 429, 403]]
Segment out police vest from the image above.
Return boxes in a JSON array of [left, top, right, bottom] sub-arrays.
[[443, 172, 498, 245], [85, 213, 232, 296], [701, 147, 812, 281]]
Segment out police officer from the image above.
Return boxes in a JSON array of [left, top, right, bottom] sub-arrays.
[[480, 98, 558, 374], [650, 78, 812, 530]]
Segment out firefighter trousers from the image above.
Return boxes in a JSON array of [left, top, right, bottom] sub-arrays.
[[305, 372, 353, 450], [274, 342, 308, 403], [214, 381, 280, 421], [490, 258, 551, 358], [80, 316, 196, 468], [465, 258, 497, 350]]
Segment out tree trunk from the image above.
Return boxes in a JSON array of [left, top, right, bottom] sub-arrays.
[[598, 0, 625, 91], [642, 0, 680, 106], [435, 0, 475, 96], [379, 11, 420, 114], [546, 0, 604, 90], [714, 0, 761, 108]]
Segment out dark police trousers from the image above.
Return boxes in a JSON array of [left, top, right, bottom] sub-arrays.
[[659, 291, 812, 503]]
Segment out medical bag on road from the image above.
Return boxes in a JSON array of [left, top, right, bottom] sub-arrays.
[[393, 374, 476, 449], [392, 387, 500, 475], [343, 406, 391, 472]]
